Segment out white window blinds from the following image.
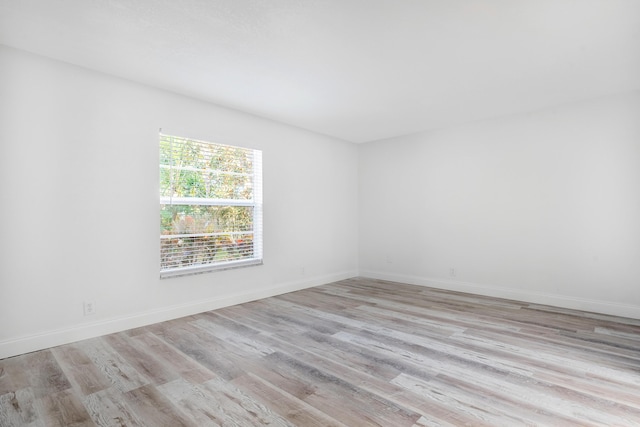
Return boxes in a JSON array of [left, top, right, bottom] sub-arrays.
[[160, 133, 263, 278]]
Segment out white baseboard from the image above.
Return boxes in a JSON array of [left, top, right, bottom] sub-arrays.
[[0, 270, 357, 359], [360, 270, 640, 320]]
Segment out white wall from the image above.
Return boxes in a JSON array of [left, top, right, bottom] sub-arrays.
[[2, 44, 639, 360], [359, 91, 640, 318], [0, 45, 359, 359]]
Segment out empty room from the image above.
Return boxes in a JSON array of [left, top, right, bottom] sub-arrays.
[[1, 0, 640, 425]]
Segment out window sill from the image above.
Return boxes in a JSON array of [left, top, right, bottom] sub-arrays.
[[160, 258, 263, 279]]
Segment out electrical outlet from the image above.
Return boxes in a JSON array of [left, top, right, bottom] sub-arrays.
[[83, 301, 96, 316], [449, 267, 456, 277]]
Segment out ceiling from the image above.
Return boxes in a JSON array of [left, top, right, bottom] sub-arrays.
[[1, 0, 639, 143]]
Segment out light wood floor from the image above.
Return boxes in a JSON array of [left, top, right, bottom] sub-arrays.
[[2, 278, 640, 426]]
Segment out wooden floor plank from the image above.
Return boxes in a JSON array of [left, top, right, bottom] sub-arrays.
[[75, 339, 148, 394], [233, 372, 346, 427], [123, 385, 193, 427], [157, 378, 243, 426], [102, 334, 180, 386], [2, 277, 640, 425], [128, 332, 217, 385], [51, 344, 111, 397], [7, 351, 71, 399], [82, 388, 144, 427], [0, 388, 42, 427], [36, 389, 94, 427]]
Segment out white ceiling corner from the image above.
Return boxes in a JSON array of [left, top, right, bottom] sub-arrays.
[[1, 0, 639, 143]]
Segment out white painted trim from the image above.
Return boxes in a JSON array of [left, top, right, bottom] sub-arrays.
[[360, 270, 640, 320], [0, 271, 357, 359]]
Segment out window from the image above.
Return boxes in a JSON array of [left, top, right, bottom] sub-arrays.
[[160, 133, 263, 278]]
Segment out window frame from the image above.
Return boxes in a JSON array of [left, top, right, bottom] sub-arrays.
[[159, 133, 263, 279]]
